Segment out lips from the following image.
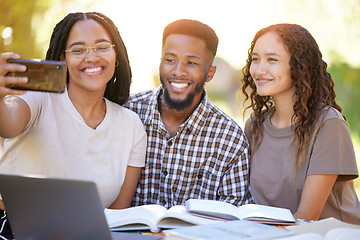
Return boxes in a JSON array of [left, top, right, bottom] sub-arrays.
[[83, 66, 103, 73], [255, 78, 273, 85], [170, 82, 189, 89]]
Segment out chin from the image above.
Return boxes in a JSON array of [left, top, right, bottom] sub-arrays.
[[256, 91, 266, 96]]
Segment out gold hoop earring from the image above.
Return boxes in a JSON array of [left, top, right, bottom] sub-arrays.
[[115, 60, 119, 67]]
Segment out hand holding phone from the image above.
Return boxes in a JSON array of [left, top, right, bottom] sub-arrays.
[[5, 59, 67, 93]]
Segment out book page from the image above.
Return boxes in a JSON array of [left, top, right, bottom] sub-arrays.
[[236, 204, 295, 223], [276, 233, 326, 240], [185, 199, 239, 220], [157, 205, 221, 229], [286, 217, 360, 236], [104, 205, 167, 232], [325, 227, 360, 240], [164, 219, 294, 240]]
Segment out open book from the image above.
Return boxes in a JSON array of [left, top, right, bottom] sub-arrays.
[[164, 219, 294, 240], [279, 228, 360, 240], [185, 199, 295, 225], [104, 204, 220, 232], [284, 217, 360, 239]]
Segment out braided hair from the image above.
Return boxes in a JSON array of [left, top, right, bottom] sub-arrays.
[[241, 23, 342, 169], [46, 12, 131, 105]]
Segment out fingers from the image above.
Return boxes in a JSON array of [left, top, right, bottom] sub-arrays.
[[0, 52, 20, 65], [0, 87, 28, 99], [0, 52, 28, 98], [0, 52, 26, 75], [0, 75, 28, 99]]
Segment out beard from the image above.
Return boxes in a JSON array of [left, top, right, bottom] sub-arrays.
[[160, 76, 206, 111]]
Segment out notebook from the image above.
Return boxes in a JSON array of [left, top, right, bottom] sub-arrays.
[[0, 174, 162, 240]]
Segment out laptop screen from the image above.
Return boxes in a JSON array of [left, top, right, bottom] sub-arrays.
[[0, 174, 112, 240]]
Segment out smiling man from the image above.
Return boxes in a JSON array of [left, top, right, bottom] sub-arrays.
[[125, 19, 253, 208]]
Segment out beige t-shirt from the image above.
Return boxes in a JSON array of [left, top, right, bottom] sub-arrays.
[[0, 89, 147, 208], [246, 107, 360, 224]]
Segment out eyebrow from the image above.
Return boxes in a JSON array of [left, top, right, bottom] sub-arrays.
[[69, 39, 111, 48], [163, 52, 201, 60], [187, 55, 201, 60], [252, 52, 280, 57]]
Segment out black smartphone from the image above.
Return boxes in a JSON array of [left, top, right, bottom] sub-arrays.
[[5, 59, 67, 93]]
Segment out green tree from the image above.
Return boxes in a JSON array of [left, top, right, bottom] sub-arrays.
[[0, 0, 100, 59], [329, 63, 360, 136], [0, 0, 53, 58]]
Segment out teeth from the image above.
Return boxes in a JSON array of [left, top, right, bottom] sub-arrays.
[[84, 67, 102, 73], [171, 82, 188, 89]]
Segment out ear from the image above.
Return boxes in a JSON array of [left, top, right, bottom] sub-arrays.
[[60, 52, 65, 61], [206, 65, 217, 82]]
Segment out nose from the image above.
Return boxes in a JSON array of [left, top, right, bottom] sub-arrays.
[[252, 60, 267, 76], [84, 47, 99, 62], [172, 61, 187, 77]]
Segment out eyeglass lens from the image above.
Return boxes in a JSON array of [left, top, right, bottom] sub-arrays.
[[68, 42, 114, 57]]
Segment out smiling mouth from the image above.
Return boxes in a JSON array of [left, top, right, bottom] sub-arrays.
[[170, 82, 189, 89], [83, 67, 103, 73], [256, 78, 273, 84]]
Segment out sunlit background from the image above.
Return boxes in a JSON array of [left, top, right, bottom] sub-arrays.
[[1, 0, 360, 194]]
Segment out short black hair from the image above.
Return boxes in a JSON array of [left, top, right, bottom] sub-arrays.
[[162, 19, 218, 57], [46, 12, 131, 105]]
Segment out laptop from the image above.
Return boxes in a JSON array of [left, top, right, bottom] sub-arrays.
[[0, 174, 162, 240]]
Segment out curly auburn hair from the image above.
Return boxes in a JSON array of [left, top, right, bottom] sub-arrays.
[[46, 12, 132, 105], [240, 23, 342, 168]]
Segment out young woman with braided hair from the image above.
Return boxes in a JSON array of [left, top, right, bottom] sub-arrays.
[[0, 12, 146, 239], [241, 23, 360, 224]]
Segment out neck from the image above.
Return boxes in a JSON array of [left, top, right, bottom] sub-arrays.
[[159, 94, 198, 137], [67, 85, 106, 129], [271, 95, 296, 128]]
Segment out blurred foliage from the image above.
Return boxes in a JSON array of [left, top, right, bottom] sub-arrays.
[[0, 0, 99, 59], [329, 63, 360, 136], [0, 0, 50, 58]]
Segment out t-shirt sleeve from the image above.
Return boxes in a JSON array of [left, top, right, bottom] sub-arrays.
[[7, 92, 43, 131], [307, 117, 358, 181], [127, 112, 147, 168]]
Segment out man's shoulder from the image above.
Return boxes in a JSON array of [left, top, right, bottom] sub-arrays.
[[127, 89, 155, 103], [124, 89, 157, 110], [206, 101, 242, 129]]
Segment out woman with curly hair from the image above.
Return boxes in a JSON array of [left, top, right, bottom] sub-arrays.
[[241, 23, 360, 223]]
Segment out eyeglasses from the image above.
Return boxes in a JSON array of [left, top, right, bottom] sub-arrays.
[[64, 42, 115, 58]]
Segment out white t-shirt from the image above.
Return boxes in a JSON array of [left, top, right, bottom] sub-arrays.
[[0, 88, 146, 208]]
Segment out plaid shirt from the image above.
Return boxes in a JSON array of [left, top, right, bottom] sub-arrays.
[[124, 87, 253, 208]]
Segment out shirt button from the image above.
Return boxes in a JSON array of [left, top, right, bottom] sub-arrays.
[[167, 141, 172, 146], [163, 171, 168, 176], [197, 174, 203, 179]]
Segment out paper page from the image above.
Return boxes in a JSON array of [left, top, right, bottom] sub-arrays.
[[325, 227, 360, 240], [164, 219, 294, 240], [157, 205, 221, 229], [272, 233, 326, 240], [104, 205, 167, 232], [236, 204, 295, 223], [185, 199, 239, 220], [286, 217, 360, 236]]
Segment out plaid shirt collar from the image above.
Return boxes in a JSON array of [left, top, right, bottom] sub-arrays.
[[143, 86, 210, 137]]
